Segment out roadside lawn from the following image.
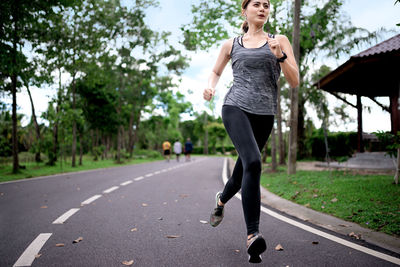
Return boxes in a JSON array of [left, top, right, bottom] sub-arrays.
[[0, 155, 163, 183], [261, 165, 400, 237]]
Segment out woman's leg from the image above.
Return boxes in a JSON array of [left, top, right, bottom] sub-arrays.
[[220, 105, 273, 235]]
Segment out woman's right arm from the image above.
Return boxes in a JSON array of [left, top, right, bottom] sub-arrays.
[[203, 38, 233, 101]]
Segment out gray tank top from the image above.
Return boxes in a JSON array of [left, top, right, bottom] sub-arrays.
[[224, 34, 281, 115]]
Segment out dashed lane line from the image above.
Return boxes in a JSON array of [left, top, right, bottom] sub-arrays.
[[52, 208, 80, 224], [120, 180, 132, 186], [13, 233, 52, 267], [81, 195, 102, 206], [103, 186, 119, 194], [134, 176, 144, 181], [145, 173, 154, 177]]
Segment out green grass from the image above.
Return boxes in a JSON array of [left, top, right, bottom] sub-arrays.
[[0, 154, 164, 183], [261, 166, 400, 236]]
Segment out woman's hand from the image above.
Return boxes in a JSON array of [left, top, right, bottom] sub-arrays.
[[203, 87, 215, 101], [267, 35, 284, 59]]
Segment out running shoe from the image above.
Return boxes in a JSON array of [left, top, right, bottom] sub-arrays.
[[247, 233, 267, 263], [210, 191, 224, 227]]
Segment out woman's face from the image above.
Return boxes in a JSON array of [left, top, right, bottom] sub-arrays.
[[243, 0, 270, 24]]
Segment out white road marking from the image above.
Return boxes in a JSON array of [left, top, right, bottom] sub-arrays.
[[120, 180, 132, 186], [81, 195, 102, 205], [13, 233, 52, 267], [103, 186, 119, 194], [134, 176, 144, 181], [145, 173, 153, 177], [52, 208, 80, 224], [221, 158, 400, 265], [154, 171, 161, 174]]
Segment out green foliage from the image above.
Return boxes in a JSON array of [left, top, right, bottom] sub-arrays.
[[261, 168, 400, 235], [374, 131, 400, 158]]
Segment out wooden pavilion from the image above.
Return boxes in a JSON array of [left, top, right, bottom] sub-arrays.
[[315, 34, 400, 152]]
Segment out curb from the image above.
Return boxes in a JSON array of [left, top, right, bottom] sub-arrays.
[[225, 157, 400, 255]]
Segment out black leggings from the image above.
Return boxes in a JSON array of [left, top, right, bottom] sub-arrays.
[[219, 105, 274, 235]]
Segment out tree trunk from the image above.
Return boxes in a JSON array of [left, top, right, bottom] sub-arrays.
[[11, 3, 19, 173], [132, 110, 142, 154], [203, 113, 209, 154], [71, 75, 77, 167], [288, 0, 301, 175], [297, 96, 306, 159], [79, 132, 83, 166], [26, 84, 42, 162], [116, 125, 122, 163], [395, 147, 399, 185], [271, 126, 277, 172], [128, 109, 135, 157], [277, 79, 285, 165], [262, 142, 268, 163]]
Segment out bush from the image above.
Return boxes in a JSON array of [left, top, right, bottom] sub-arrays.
[[133, 149, 161, 159], [306, 129, 357, 160]]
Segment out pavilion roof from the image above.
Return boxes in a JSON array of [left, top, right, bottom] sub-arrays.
[[315, 34, 400, 97]]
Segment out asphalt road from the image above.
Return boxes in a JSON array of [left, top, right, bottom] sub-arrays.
[[0, 157, 398, 266]]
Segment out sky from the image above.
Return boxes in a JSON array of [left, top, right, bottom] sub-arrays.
[[3, 0, 400, 133]]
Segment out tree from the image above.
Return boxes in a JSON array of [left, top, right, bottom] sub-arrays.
[[287, 0, 301, 174], [0, 0, 76, 172]]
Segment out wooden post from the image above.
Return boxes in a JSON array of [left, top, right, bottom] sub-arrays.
[[357, 95, 364, 152], [390, 88, 400, 134]]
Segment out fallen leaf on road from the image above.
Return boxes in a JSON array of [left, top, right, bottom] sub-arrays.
[[163, 202, 167, 205], [158, 217, 163, 220], [339, 224, 350, 227], [234, 250, 240, 253], [41, 205, 48, 209], [122, 260, 134, 265], [35, 254, 41, 258], [312, 241, 319, 245], [130, 228, 137, 232], [348, 232, 361, 240], [0, 192, 4, 196], [275, 244, 284, 251], [56, 243, 65, 247], [77, 187, 80, 191], [179, 194, 188, 198], [199, 220, 208, 224], [73, 237, 83, 243], [142, 203, 148, 207], [166, 235, 180, 239], [331, 198, 338, 203], [174, 200, 178, 202]]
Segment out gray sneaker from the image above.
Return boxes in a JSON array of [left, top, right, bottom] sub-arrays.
[[210, 191, 224, 227]]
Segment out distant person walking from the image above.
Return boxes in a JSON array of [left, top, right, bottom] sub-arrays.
[[173, 140, 182, 162], [184, 138, 193, 162], [203, 0, 299, 263], [162, 140, 171, 162]]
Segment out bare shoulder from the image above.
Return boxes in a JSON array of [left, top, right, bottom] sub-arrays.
[[221, 38, 235, 56], [275, 34, 291, 45], [275, 34, 290, 43]]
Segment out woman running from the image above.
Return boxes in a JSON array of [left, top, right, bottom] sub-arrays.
[[204, 0, 299, 263]]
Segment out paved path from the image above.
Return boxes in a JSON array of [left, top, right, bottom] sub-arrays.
[[1, 157, 399, 266]]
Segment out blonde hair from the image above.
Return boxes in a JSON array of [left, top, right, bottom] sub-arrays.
[[241, 0, 270, 33]]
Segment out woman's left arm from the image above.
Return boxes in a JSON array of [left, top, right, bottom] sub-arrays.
[[268, 35, 299, 88]]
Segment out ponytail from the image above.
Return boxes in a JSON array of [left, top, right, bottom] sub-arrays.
[[241, 20, 249, 33]]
